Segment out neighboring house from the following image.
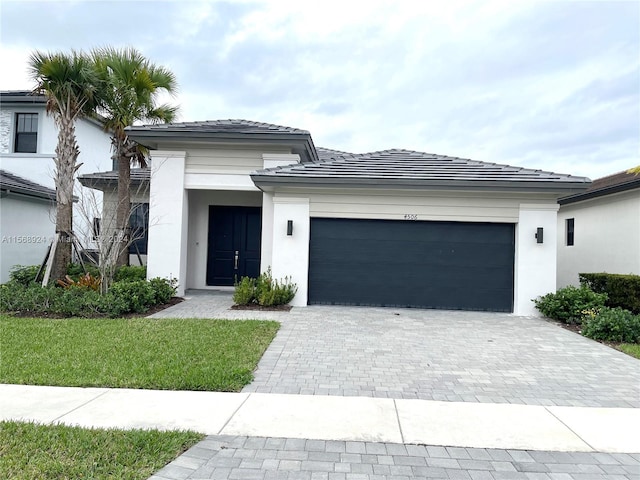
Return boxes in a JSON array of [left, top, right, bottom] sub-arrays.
[[557, 170, 640, 288], [0, 170, 56, 283], [0, 90, 113, 256], [78, 168, 150, 265], [80, 119, 590, 315]]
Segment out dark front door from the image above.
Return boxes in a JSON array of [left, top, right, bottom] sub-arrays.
[[206, 206, 261, 286], [308, 218, 515, 312]]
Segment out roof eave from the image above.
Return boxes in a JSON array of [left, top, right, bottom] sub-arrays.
[[559, 179, 640, 205], [126, 130, 319, 163], [250, 175, 591, 194]]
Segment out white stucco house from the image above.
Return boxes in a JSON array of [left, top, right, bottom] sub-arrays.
[[0, 170, 57, 283], [80, 119, 590, 316], [557, 170, 640, 288], [0, 90, 113, 260]]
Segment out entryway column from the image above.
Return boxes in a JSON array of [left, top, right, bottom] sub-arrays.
[[271, 197, 310, 307], [147, 150, 189, 296], [514, 203, 559, 316]]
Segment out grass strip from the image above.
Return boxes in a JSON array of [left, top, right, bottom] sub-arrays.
[[0, 316, 279, 391], [0, 420, 203, 480], [618, 343, 640, 359]]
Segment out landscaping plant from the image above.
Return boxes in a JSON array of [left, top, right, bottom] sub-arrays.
[[1, 265, 177, 317], [581, 307, 640, 343], [533, 285, 607, 324], [233, 267, 297, 307], [579, 273, 640, 314]]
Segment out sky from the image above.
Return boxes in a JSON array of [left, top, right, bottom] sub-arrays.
[[1, 0, 638, 180]]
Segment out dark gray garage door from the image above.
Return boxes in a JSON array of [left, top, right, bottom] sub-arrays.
[[308, 218, 515, 312]]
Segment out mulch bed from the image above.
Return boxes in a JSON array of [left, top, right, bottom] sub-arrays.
[[230, 304, 292, 312]]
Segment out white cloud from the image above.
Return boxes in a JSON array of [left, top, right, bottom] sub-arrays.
[[1, 0, 637, 179]]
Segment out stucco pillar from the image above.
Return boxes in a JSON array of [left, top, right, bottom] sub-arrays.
[[271, 197, 310, 307], [260, 192, 274, 273], [514, 203, 559, 316], [147, 150, 189, 296]]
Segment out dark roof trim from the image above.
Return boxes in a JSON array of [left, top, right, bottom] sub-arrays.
[[1, 90, 107, 128], [250, 174, 590, 194], [0, 90, 46, 104], [78, 169, 150, 191], [559, 171, 640, 205]]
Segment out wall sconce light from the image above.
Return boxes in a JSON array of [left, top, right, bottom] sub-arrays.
[[287, 220, 293, 236], [535, 227, 543, 244]]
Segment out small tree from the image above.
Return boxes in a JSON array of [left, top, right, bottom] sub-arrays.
[[92, 47, 178, 268], [29, 50, 99, 282]]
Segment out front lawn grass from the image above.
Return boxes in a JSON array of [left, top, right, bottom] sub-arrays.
[[618, 343, 640, 359], [0, 316, 279, 391], [0, 421, 203, 480]]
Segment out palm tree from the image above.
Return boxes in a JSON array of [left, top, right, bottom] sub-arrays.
[[29, 50, 99, 282], [92, 47, 178, 268]]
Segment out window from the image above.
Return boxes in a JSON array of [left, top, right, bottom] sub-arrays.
[[566, 218, 574, 246], [129, 203, 149, 255], [14, 113, 38, 153]]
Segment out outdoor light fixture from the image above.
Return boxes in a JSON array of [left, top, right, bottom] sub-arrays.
[[287, 220, 293, 236], [535, 227, 544, 244]]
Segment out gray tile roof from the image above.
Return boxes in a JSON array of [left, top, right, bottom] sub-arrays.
[[0, 169, 56, 201], [127, 119, 309, 135], [251, 148, 591, 192], [78, 168, 150, 190], [560, 169, 640, 204]]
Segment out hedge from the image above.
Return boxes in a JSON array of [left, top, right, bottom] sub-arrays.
[[579, 273, 640, 314]]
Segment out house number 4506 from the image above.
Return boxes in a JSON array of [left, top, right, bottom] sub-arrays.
[[404, 214, 418, 220]]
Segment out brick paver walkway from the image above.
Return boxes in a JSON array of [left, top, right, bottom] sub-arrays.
[[152, 291, 640, 408], [150, 435, 640, 480]]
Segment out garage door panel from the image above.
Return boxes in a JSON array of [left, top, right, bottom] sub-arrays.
[[309, 218, 514, 312]]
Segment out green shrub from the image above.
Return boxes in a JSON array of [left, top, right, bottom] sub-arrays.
[[582, 307, 640, 343], [148, 277, 177, 304], [0, 277, 171, 317], [579, 273, 640, 314], [0, 282, 57, 312], [114, 265, 147, 283], [232, 268, 298, 307], [108, 280, 156, 313], [258, 278, 297, 307], [533, 285, 607, 324], [8, 265, 40, 286], [51, 286, 105, 317], [233, 277, 256, 305]]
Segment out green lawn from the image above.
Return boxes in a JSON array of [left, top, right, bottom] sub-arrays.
[[618, 343, 640, 359], [0, 316, 279, 391], [0, 421, 203, 480]]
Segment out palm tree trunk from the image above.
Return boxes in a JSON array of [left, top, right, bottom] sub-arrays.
[[115, 151, 130, 268], [51, 110, 79, 282]]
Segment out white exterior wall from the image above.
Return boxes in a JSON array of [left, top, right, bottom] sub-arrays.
[[0, 196, 55, 283], [270, 189, 559, 314], [513, 204, 559, 316], [260, 192, 274, 272], [276, 189, 553, 223], [147, 151, 188, 295], [271, 197, 310, 307], [0, 104, 112, 248], [185, 190, 262, 289], [557, 190, 640, 287]]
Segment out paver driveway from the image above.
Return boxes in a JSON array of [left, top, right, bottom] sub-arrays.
[[152, 291, 640, 408]]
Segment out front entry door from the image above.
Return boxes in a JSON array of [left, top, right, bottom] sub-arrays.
[[206, 206, 261, 286]]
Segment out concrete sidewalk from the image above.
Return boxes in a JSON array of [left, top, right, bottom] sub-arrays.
[[2, 384, 639, 454]]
